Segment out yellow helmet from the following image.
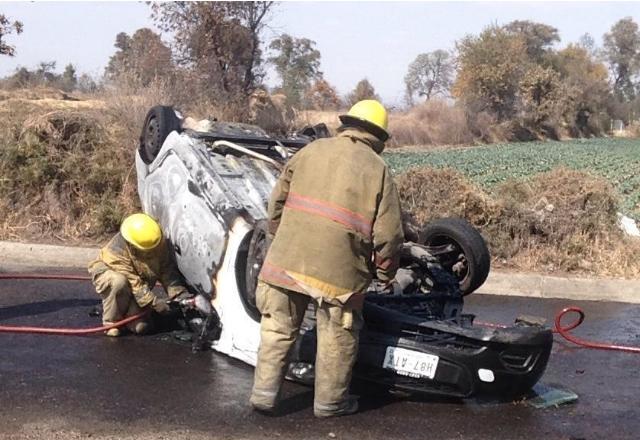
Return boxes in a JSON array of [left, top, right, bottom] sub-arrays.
[[120, 213, 162, 251], [339, 99, 389, 141]]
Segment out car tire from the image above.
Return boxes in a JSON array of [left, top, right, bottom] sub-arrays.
[[419, 218, 490, 295], [138, 105, 182, 164], [244, 220, 270, 320]]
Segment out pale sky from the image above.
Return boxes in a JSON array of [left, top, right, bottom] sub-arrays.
[[1, 1, 640, 105]]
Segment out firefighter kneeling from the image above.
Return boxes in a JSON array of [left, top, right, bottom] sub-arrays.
[[88, 213, 191, 337], [250, 100, 404, 418]]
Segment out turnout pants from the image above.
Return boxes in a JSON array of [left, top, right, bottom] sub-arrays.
[[250, 281, 362, 413], [91, 268, 148, 333]]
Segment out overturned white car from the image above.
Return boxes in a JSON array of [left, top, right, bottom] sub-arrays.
[[135, 106, 553, 398]]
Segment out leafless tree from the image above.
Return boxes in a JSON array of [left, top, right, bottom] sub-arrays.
[[0, 13, 23, 57], [404, 50, 454, 104]]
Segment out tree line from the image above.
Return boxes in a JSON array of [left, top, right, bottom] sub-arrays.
[[2, 5, 640, 135]]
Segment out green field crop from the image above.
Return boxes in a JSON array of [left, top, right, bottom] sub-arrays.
[[384, 138, 640, 220]]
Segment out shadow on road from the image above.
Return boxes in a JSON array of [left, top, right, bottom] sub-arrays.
[[0, 299, 99, 321], [276, 389, 315, 416]]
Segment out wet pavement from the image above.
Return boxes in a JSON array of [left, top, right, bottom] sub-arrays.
[[1, 270, 639, 440]]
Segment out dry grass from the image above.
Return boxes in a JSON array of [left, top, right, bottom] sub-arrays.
[[296, 101, 512, 148], [296, 110, 341, 134], [621, 121, 640, 138], [0, 88, 143, 243], [298, 103, 478, 147], [395, 167, 500, 226], [0, 87, 78, 102], [248, 91, 296, 135], [388, 101, 475, 147], [0, 97, 105, 111], [0, 108, 137, 241], [397, 166, 640, 278], [295, 100, 511, 148]]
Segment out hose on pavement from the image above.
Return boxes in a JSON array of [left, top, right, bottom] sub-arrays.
[[1, 273, 639, 353], [0, 272, 149, 335], [553, 306, 640, 353]]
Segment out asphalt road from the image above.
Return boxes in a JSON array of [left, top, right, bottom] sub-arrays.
[[1, 270, 639, 440]]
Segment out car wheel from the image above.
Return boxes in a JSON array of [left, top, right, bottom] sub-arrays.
[[244, 220, 269, 319], [419, 218, 490, 295], [138, 105, 181, 164]]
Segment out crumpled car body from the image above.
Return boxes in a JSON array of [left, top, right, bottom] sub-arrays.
[[135, 108, 552, 398]]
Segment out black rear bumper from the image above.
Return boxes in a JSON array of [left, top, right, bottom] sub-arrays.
[[356, 328, 552, 398], [298, 298, 553, 398]]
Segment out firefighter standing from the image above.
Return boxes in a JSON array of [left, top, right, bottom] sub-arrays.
[[250, 100, 404, 417], [88, 213, 191, 336]]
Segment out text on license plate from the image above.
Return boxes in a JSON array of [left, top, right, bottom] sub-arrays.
[[382, 346, 439, 379]]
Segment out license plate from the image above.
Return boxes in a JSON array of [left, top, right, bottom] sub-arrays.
[[382, 347, 439, 379]]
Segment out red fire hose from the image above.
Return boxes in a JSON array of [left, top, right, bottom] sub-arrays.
[[0, 273, 149, 335], [0, 273, 639, 353], [554, 307, 640, 353]]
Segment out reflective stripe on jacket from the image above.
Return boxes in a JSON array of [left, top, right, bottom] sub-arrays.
[[258, 128, 404, 302]]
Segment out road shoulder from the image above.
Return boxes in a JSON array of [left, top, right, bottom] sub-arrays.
[[1, 240, 638, 303]]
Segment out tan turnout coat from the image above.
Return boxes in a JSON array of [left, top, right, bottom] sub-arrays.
[[88, 233, 186, 307], [258, 128, 404, 303]]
